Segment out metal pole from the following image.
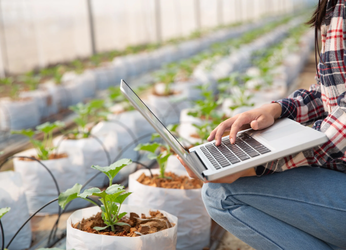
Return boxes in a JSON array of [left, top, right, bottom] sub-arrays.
[[0, 0, 7, 77], [86, 0, 96, 55], [194, 0, 201, 30], [217, 0, 223, 26], [154, 0, 162, 44]]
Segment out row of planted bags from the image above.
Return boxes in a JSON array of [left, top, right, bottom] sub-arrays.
[[0, 16, 315, 250], [0, 17, 275, 132]]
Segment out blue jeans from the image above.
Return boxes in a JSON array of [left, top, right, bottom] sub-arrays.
[[202, 167, 346, 250]]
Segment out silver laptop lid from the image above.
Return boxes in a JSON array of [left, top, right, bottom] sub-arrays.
[[120, 79, 190, 156]]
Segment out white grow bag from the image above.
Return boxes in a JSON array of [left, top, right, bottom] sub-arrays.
[[0, 171, 32, 250], [128, 169, 211, 250], [66, 205, 178, 250], [39, 81, 70, 112], [54, 133, 118, 188], [19, 89, 52, 120], [0, 97, 40, 130], [147, 92, 190, 126], [13, 148, 87, 215]]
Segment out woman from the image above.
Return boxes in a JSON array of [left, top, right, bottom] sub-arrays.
[[178, 0, 346, 249]]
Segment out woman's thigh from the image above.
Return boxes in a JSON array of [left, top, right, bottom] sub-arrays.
[[202, 166, 346, 248]]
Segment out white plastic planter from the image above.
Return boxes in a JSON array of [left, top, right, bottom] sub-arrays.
[[13, 148, 87, 215], [0, 171, 32, 250], [54, 133, 118, 188], [165, 155, 187, 172], [107, 108, 154, 142], [19, 89, 52, 119], [63, 79, 86, 107], [77, 71, 97, 99], [0, 97, 40, 130], [91, 121, 138, 182], [147, 92, 190, 126], [66, 205, 178, 250], [39, 81, 70, 112], [92, 65, 119, 90], [174, 79, 203, 101], [128, 169, 211, 250], [192, 65, 217, 94]]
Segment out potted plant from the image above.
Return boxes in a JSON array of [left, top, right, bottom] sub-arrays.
[[58, 159, 178, 250], [147, 66, 190, 126], [0, 77, 40, 130], [0, 170, 32, 249], [12, 121, 87, 214], [53, 100, 118, 188], [130, 140, 210, 250], [179, 84, 223, 147]]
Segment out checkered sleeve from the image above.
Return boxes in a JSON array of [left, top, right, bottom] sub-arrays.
[[273, 81, 327, 125], [256, 92, 346, 175]]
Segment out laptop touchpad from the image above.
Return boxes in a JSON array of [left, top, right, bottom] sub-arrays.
[[256, 124, 303, 141]]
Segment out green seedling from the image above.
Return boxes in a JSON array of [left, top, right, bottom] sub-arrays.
[[71, 60, 84, 74], [53, 66, 66, 85], [11, 121, 65, 160], [21, 72, 41, 91], [187, 84, 218, 121], [152, 66, 177, 95], [135, 142, 171, 179], [0, 207, 10, 220], [69, 99, 106, 138], [58, 159, 132, 232]]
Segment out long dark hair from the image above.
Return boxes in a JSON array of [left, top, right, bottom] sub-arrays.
[[306, 0, 338, 76]]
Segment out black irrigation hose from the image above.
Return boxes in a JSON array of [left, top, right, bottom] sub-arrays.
[[0, 156, 63, 246], [88, 134, 111, 166], [47, 196, 101, 247], [55, 131, 111, 166], [0, 156, 61, 196], [131, 161, 154, 178], [0, 220, 4, 250], [6, 198, 58, 249]]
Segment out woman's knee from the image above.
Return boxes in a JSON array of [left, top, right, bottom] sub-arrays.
[[202, 182, 234, 216]]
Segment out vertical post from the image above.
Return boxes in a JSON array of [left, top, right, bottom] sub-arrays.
[[217, 0, 223, 26], [86, 0, 96, 55], [194, 0, 201, 30], [0, 0, 7, 77], [154, 0, 162, 44]]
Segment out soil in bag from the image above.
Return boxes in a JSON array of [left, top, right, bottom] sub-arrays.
[[73, 210, 174, 236], [137, 171, 203, 189]]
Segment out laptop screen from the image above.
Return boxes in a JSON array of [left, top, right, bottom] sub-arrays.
[[120, 79, 189, 157]]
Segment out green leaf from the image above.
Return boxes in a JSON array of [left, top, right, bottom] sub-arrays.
[[36, 121, 64, 134], [117, 212, 127, 220], [105, 184, 125, 195], [78, 187, 105, 199], [134, 142, 161, 153], [93, 225, 110, 231], [115, 222, 131, 227], [147, 152, 158, 160], [150, 133, 161, 141], [114, 192, 132, 204], [11, 129, 35, 138], [167, 124, 178, 133], [58, 184, 82, 209], [0, 207, 10, 220], [91, 158, 132, 183]]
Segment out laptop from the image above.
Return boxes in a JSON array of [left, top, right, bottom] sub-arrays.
[[120, 79, 328, 181]]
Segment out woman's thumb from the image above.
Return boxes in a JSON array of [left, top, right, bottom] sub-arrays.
[[250, 116, 273, 130]]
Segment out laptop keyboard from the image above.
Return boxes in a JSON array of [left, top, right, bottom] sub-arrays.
[[201, 133, 271, 170]]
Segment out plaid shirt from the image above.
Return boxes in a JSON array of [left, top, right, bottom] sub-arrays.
[[257, 0, 346, 175]]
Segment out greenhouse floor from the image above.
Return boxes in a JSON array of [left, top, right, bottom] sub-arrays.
[[215, 50, 317, 250]]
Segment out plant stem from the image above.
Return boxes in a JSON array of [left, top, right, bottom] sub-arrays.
[[102, 197, 115, 231]]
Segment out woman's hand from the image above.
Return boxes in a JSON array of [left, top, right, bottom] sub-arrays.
[[208, 103, 282, 146], [177, 155, 256, 183]]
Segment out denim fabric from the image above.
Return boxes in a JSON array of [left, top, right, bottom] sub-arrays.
[[202, 167, 346, 250]]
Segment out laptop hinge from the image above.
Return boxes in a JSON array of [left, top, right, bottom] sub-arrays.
[[189, 151, 208, 173]]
